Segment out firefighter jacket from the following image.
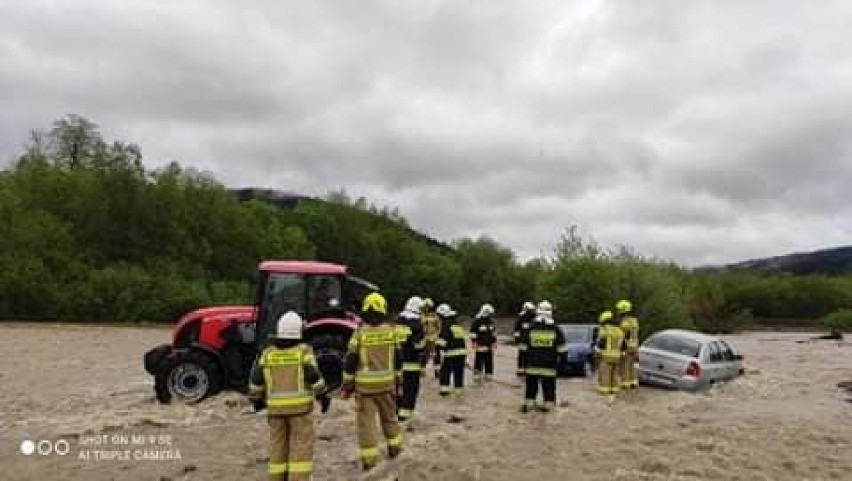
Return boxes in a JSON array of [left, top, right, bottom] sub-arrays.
[[395, 311, 426, 372], [248, 342, 327, 416], [436, 316, 467, 357], [469, 316, 496, 351], [619, 315, 640, 352], [519, 318, 568, 377], [342, 321, 401, 394], [422, 311, 441, 342], [596, 324, 625, 362], [513, 311, 536, 347]]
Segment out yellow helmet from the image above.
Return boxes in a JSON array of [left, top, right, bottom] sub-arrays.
[[422, 298, 434, 309], [616, 299, 632, 314], [598, 310, 614, 323], [362, 292, 388, 314]]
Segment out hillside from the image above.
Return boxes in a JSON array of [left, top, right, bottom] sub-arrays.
[[722, 246, 852, 275], [233, 187, 455, 255]]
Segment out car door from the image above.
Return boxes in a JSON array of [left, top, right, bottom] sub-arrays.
[[704, 341, 724, 384], [718, 340, 739, 380]]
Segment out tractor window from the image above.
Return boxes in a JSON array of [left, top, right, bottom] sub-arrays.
[[259, 273, 307, 341], [307, 275, 343, 317]]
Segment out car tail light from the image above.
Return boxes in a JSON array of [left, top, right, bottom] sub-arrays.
[[685, 361, 701, 377]]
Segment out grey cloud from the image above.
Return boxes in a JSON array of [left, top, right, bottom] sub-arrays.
[[3, 0, 852, 265]]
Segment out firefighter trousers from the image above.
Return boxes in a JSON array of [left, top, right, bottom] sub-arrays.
[[438, 355, 465, 396], [598, 359, 621, 395], [474, 349, 494, 377], [357, 392, 403, 469], [267, 414, 313, 481], [397, 370, 421, 420], [620, 351, 638, 389], [524, 374, 556, 411]]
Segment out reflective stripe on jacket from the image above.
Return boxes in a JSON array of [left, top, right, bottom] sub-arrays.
[[343, 324, 399, 394], [250, 344, 325, 416], [597, 325, 624, 361], [620, 316, 640, 351]]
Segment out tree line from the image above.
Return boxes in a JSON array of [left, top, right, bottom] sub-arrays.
[[1, 116, 850, 334]]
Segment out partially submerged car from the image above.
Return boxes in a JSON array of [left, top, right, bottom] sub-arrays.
[[637, 329, 744, 390], [557, 323, 597, 376]]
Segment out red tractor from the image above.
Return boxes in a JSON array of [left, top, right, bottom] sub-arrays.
[[143, 261, 377, 403]]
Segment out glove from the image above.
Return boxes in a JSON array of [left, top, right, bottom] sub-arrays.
[[251, 399, 267, 412], [340, 386, 353, 400], [318, 394, 331, 413]]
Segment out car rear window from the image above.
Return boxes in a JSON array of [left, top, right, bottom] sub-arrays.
[[643, 334, 702, 358], [561, 327, 591, 343]]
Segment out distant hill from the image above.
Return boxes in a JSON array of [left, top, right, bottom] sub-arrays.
[[718, 246, 852, 275], [232, 188, 455, 255]]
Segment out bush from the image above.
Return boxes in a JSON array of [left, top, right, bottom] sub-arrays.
[[821, 309, 852, 333]]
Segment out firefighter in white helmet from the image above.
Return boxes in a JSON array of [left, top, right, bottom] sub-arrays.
[[518, 301, 567, 413], [248, 311, 330, 481], [470, 303, 497, 382]]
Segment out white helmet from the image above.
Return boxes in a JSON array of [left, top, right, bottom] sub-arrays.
[[404, 296, 423, 314], [275, 311, 303, 339], [436, 303, 456, 318], [519, 301, 535, 315], [477, 303, 495, 318], [536, 300, 553, 319]]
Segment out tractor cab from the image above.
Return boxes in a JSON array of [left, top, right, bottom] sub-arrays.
[[253, 261, 377, 343]]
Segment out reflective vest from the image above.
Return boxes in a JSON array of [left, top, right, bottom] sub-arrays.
[[620, 316, 640, 351], [524, 325, 568, 377], [597, 325, 624, 362], [351, 325, 398, 393], [260, 345, 316, 416], [437, 323, 467, 357]]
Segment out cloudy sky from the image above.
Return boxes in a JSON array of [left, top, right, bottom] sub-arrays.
[[2, 0, 851, 266]]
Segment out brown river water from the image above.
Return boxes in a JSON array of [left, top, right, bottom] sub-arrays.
[[0, 323, 849, 480]]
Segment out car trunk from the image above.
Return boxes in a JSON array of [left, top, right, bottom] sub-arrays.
[[638, 348, 692, 385]]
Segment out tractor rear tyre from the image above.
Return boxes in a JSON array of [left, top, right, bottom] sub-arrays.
[[311, 334, 349, 393], [161, 350, 224, 404]]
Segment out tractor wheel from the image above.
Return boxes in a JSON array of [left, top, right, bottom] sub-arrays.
[[163, 350, 224, 404], [311, 334, 349, 393]]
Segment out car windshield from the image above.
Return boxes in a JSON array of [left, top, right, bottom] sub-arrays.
[[562, 327, 591, 343], [644, 334, 702, 358]]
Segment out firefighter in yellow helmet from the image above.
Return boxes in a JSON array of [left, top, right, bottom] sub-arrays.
[[616, 299, 640, 390], [248, 311, 331, 481], [341, 292, 403, 471], [595, 310, 625, 397], [421, 298, 442, 378]]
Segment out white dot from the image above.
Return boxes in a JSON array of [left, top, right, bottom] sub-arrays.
[[20, 440, 35, 455]]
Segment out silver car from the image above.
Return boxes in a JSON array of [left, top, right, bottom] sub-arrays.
[[637, 329, 744, 390]]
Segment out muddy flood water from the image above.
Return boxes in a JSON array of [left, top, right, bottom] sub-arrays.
[[1, 323, 850, 480]]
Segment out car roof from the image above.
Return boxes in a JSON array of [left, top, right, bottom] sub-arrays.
[[259, 261, 347, 275], [651, 329, 718, 343]]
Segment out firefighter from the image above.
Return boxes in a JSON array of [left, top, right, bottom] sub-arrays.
[[595, 310, 625, 397], [435, 303, 467, 397], [421, 298, 442, 378], [470, 303, 497, 382], [513, 301, 536, 376], [519, 301, 567, 413], [248, 311, 331, 481], [617, 300, 640, 390], [341, 292, 403, 471], [395, 296, 426, 422]]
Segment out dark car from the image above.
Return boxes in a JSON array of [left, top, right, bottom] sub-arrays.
[[557, 323, 597, 376]]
